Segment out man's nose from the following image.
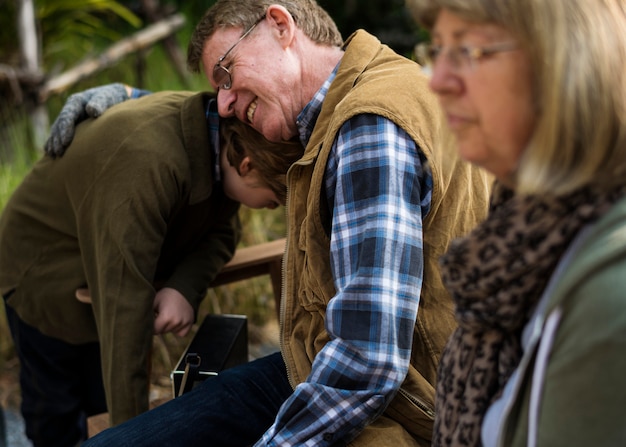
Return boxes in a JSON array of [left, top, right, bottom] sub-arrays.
[[216, 89, 236, 118]]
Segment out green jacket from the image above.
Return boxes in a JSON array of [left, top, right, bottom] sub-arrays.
[[282, 30, 491, 445], [492, 196, 626, 447], [0, 91, 240, 424]]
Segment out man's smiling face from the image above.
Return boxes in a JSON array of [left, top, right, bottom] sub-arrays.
[[201, 18, 303, 143]]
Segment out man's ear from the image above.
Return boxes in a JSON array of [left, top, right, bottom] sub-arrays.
[[239, 156, 252, 177], [266, 5, 296, 47]]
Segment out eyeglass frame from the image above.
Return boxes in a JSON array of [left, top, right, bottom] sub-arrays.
[[417, 41, 518, 72], [213, 16, 265, 90]]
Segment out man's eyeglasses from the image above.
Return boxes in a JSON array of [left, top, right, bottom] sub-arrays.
[[417, 42, 518, 72], [213, 17, 264, 90]]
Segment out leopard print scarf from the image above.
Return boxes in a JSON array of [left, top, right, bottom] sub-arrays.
[[433, 182, 625, 447]]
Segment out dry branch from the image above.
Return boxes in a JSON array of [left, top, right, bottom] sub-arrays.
[[38, 13, 186, 101]]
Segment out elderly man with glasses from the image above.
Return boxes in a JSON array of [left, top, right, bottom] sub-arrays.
[[68, 1, 492, 446]]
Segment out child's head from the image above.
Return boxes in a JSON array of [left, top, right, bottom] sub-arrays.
[[219, 118, 304, 209]]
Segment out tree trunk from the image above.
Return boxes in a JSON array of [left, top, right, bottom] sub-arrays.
[[17, 0, 48, 149]]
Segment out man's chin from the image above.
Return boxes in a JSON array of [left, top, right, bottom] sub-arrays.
[[257, 125, 282, 143], [256, 119, 297, 143]]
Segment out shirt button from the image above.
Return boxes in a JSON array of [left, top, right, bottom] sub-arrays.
[[323, 433, 334, 442]]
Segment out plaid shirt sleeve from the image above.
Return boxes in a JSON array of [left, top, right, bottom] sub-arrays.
[[256, 114, 433, 446]]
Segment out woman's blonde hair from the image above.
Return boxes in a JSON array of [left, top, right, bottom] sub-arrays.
[[220, 118, 303, 205], [407, 0, 626, 195]]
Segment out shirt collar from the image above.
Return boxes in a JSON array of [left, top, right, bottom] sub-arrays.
[[296, 63, 339, 147]]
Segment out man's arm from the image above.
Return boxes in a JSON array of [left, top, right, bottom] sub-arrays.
[[79, 165, 179, 424], [71, 123, 195, 423], [257, 115, 432, 446], [160, 203, 241, 312], [45, 83, 149, 157]]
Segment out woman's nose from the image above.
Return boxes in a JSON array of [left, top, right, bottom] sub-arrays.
[[428, 55, 461, 96]]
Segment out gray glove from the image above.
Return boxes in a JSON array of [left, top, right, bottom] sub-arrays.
[[44, 83, 129, 158]]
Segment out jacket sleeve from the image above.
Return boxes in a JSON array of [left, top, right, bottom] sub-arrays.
[[76, 145, 188, 425], [162, 198, 241, 312]]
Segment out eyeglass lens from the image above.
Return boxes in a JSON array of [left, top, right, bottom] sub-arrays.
[[213, 65, 231, 90]]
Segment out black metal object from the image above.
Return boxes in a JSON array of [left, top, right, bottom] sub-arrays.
[[171, 314, 248, 397]]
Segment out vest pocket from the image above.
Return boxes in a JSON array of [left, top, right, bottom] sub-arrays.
[[297, 253, 333, 312], [296, 216, 334, 312]]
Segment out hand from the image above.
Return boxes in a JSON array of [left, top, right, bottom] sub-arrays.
[[153, 287, 194, 337], [75, 286, 193, 336], [44, 83, 131, 158], [75, 288, 91, 303]]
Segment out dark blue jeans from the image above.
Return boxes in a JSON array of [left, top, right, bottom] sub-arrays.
[[3, 295, 107, 447], [83, 351, 292, 447]]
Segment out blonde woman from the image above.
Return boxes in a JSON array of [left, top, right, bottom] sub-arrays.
[[407, 0, 626, 446]]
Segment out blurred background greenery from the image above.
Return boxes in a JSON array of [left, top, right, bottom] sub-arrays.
[[0, 0, 427, 405]]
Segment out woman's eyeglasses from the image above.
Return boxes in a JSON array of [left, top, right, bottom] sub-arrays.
[[417, 42, 518, 72]]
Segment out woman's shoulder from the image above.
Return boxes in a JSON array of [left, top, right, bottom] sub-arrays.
[[546, 197, 626, 341], [548, 197, 626, 307]]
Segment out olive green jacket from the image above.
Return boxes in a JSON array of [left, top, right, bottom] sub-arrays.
[[282, 30, 492, 445], [0, 91, 240, 424], [493, 196, 626, 447]]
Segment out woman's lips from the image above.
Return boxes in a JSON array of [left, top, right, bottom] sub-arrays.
[[445, 112, 472, 131]]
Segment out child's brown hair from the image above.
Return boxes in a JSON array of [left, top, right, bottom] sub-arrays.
[[220, 118, 304, 205]]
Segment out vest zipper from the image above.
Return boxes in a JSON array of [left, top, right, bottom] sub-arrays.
[[279, 197, 293, 386], [397, 387, 435, 419], [279, 159, 307, 388]]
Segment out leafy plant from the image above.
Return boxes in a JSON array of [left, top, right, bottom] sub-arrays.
[[0, 114, 37, 370], [36, 0, 143, 69]]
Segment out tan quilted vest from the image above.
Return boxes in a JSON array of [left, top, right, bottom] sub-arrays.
[[281, 30, 492, 445]]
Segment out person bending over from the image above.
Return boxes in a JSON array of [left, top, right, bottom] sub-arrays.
[[0, 90, 302, 447]]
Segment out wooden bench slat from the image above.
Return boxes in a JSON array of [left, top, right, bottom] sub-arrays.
[[209, 237, 285, 286], [210, 238, 285, 318], [217, 238, 285, 273]]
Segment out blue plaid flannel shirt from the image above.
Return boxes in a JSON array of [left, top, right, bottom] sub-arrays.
[[256, 67, 434, 446]]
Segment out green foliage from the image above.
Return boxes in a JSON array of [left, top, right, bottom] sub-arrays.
[[0, 0, 142, 70], [0, 143, 36, 206], [37, 0, 143, 69], [0, 102, 38, 163], [0, 123, 37, 369], [0, 0, 18, 64]]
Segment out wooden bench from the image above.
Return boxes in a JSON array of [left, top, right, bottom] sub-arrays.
[[87, 237, 285, 438], [209, 237, 285, 317]]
